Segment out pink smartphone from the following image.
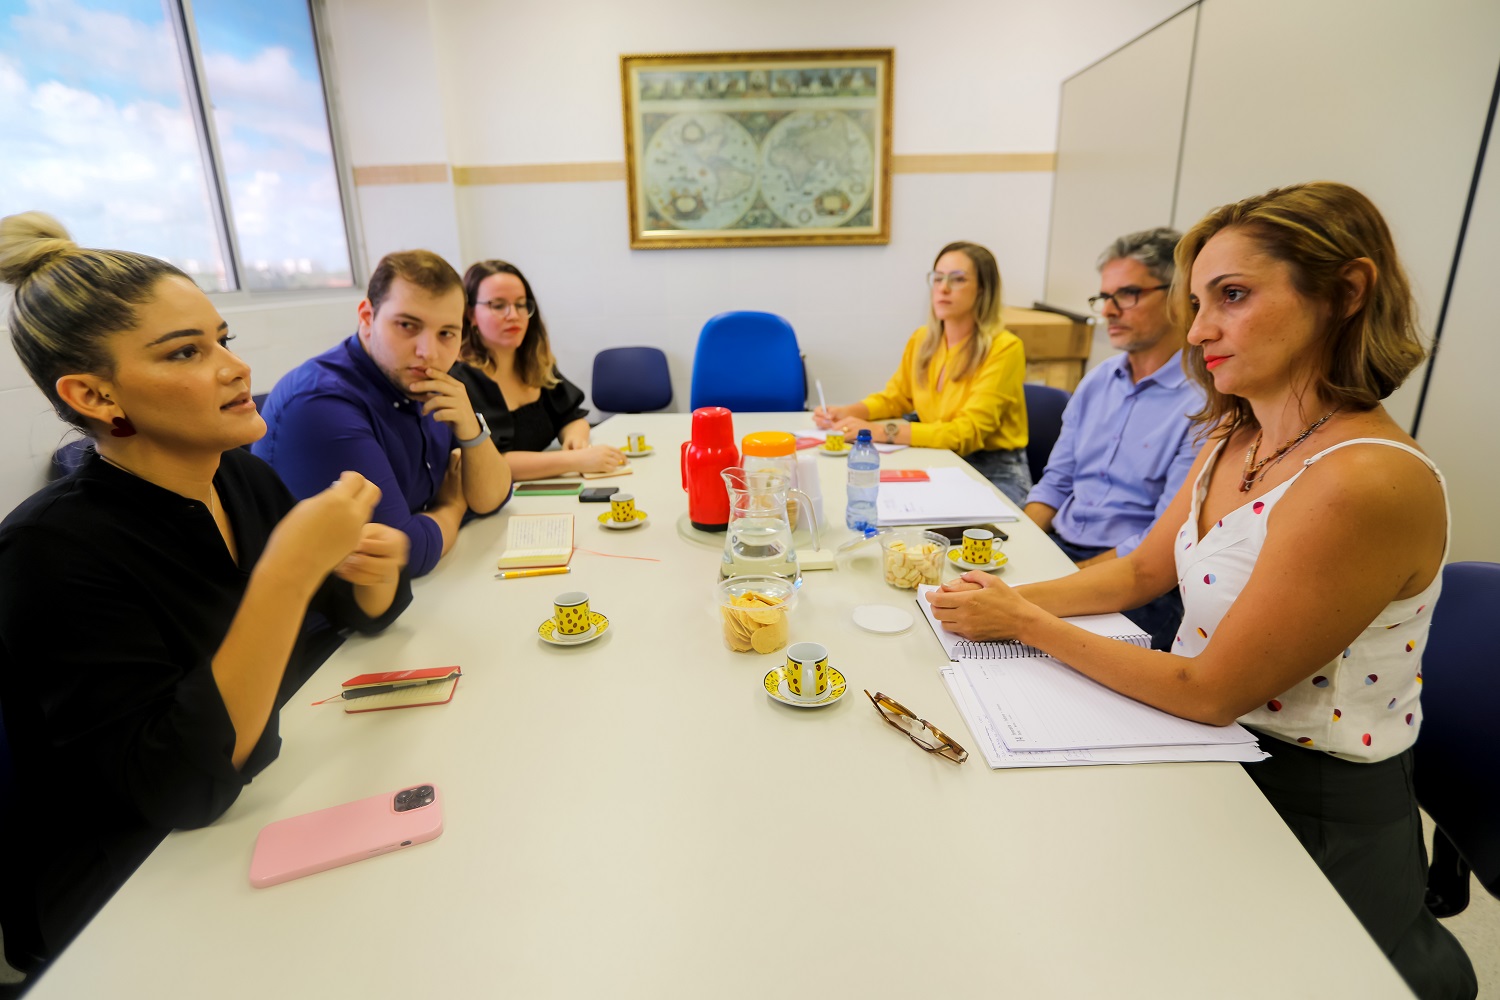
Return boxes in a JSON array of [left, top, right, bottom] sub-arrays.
[[248, 784, 443, 888]]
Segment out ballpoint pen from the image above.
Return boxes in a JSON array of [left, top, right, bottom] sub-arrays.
[[494, 566, 572, 580], [816, 378, 828, 417]]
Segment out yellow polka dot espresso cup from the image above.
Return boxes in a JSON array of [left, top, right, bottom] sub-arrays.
[[825, 430, 846, 452], [553, 591, 592, 635], [785, 641, 830, 701], [609, 493, 637, 523], [627, 433, 647, 452], [961, 528, 994, 565]]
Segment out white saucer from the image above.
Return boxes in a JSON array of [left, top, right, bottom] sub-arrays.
[[852, 605, 914, 635], [818, 446, 851, 458], [947, 548, 1009, 573], [598, 510, 648, 530], [621, 447, 654, 458], [537, 611, 610, 645], [763, 665, 847, 709]]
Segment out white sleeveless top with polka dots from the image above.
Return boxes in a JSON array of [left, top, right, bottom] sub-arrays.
[[1172, 437, 1448, 763]]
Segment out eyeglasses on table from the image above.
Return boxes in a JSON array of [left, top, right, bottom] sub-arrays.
[[865, 690, 968, 763]]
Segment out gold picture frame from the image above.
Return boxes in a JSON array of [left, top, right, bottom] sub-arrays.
[[620, 48, 893, 249]]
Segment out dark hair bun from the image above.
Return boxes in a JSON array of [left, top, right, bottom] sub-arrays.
[[0, 212, 76, 286]]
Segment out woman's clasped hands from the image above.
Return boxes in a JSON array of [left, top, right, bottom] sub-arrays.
[[925, 571, 1038, 642]]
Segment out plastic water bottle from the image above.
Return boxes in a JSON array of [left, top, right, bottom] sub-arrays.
[[845, 429, 879, 530]]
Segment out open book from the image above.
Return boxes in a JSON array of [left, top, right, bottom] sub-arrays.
[[496, 513, 574, 570]]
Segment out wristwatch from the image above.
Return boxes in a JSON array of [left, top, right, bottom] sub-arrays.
[[884, 421, 899, 444], [456, 412, 491, 449]]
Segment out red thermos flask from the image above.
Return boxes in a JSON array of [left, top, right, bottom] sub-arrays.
[[681, 407, 738, 531]]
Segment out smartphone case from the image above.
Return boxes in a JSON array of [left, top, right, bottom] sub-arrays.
[[249, 785, 444, 888]]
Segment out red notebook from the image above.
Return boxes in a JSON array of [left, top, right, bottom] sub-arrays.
[[340, 667, 461, 714]]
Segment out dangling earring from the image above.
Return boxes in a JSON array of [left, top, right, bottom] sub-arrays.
[[110, 416, 137, 438]]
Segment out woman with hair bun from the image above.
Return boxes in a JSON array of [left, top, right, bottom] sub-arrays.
[[0, 213, 413, 981], [928, 184, 1476, 998], [813, 241, 1031, 505]]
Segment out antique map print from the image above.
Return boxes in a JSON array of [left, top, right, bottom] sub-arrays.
[[622, 52, 892, 248]]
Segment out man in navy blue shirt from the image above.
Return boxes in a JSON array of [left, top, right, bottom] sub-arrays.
[[255, 250, 511, 576], [1024, 228, 1203, 648]]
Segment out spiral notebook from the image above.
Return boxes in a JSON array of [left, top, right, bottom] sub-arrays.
[[916, 586, 1260, 756], [914, 585, 1150, 661]]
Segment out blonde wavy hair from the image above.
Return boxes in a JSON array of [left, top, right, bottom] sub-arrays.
[[916, 241, 1003, 384], [1172, 182, 1423, 439]]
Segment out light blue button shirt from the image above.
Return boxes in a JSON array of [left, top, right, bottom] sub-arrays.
[[1026, 350, 1205, 557]]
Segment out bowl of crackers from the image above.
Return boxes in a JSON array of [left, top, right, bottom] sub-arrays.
[[878, 529, 948, 589], [717, 575, 797, 654]]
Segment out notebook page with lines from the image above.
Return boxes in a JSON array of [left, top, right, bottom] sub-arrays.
[[958, 656, 1258, 751]]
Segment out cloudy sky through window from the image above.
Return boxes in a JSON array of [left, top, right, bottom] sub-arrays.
[[0, 0, 352, 291]]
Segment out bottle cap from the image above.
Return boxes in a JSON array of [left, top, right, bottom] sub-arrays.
[[856, 429, 872, 442], [741, 431, 797, 457]]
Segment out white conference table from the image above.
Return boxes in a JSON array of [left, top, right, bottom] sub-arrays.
[[33, 413, 1412, 999]]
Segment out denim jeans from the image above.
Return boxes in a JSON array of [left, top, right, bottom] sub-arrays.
[[964, 447, 1032, 508]]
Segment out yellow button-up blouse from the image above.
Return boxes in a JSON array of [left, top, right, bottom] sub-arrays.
[[860, 326, 1028, 454]]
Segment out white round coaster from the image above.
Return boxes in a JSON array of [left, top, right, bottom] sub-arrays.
[[852, 604, 914, 635]]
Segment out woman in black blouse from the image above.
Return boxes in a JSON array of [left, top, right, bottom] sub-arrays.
[[0, 213, 412, 982], [451, 260, 625, 479]]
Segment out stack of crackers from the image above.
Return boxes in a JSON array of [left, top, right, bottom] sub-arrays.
[[720, 591, 790, 653], [882, 539, 945, 589]]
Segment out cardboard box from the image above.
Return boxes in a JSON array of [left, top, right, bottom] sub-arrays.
[[1025, 359, 1086, 392], [1002, 306, 1091, 361]]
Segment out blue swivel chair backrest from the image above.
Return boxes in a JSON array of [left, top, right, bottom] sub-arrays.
[[1023, 383, 1071, 484], [591, 347, 673, 414], [1415, 560, 1500, 912], [690, 311, 806, 412]]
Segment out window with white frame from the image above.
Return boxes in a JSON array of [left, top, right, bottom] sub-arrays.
[[0, 0, 354, 293]]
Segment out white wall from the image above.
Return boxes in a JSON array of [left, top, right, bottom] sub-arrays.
[[1415, 129, 1500, 563], [325, 0, 1189, 408], [1171, 0, 1500, 431], [0, 0, 1237, 516]]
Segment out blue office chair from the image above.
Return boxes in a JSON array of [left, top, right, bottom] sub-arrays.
[[591, 347, 673, 416], [1415, 560, 1500, 916], [1023, 382, 1071, 484], [689, 311, 806, 412]]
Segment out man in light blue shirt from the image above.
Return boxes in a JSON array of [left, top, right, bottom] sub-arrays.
[[1024, 228, 1204, 649]]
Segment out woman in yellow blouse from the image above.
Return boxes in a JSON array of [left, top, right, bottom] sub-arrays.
[[813, 241, 1030, 504]]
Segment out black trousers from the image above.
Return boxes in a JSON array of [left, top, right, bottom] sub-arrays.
[[1245, 734, 1477, 1000]]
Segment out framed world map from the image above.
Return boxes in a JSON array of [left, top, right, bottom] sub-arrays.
[[620, 49, 893, 249]]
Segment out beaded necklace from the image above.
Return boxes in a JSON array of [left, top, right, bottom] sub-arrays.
[[1239, 408, 1339, 492]]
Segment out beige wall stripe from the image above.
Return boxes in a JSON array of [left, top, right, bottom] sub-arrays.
[[453, 162, 627, 185], [892, 153, 1056, 173], [353, 154, 1056, 187], [351, 164, 450, 186]]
